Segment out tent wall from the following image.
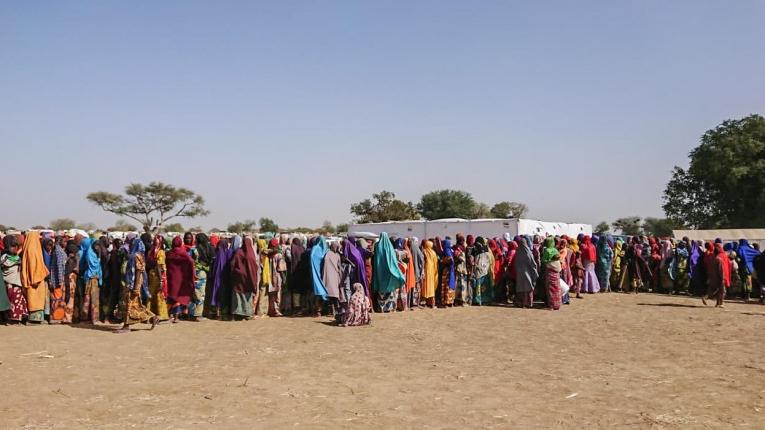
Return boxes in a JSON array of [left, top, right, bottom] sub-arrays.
[[349, 218, 590, 240]]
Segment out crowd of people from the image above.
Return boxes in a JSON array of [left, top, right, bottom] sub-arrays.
[[1, 228, 763, 332]]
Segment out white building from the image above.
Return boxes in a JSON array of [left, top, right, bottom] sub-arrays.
[[348, 218, 592, 239]]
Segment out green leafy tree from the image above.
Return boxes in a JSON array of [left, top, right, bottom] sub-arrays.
[[489, 201, 529, 218], [50, 218, 76, 231], [336, 223, 349, 233], [227, 220, 257, 234], [612, 217, 642, 236], [418, 189, 477, 220], [594, 221, 610, 235], [107, 219, 138, 232], [641, 217, 681, 237], [350, 191, 420, 223], [259, 217, 279, 233], [162, 222, 185, 233], [87, 182, 209, 233], [663, 114, 765, 228]]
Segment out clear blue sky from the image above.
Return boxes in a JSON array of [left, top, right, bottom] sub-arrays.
[[2, 1, 763, 230]]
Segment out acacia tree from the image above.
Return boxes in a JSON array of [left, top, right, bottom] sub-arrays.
[[87, 182, 209, 233], [663, 114, 765, 228], [107, 219, 138, 232]]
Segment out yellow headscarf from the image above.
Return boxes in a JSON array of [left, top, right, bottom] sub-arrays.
[[569, 238, 580, 253], [258, 239, 270, 285]]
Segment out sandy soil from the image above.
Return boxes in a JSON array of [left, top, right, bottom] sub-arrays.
[[1, 293, 764, 429]]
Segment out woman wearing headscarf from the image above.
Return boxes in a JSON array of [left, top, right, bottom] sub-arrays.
[[115, 238, 157, 333], [505, 241, 518, 302], [1, 235, 28, 323], [20, 232, 51, 323], [49, 235, 68, 323], [737, 239, 759, 302], [372, 232, 405, 312], [106, 238, 126, 322], [165, 236, 196, 323], [625, 236, 644, 294], [452, 237, 468, 306], [514, 237, 539, 308], [268, 238, 286, 317], [254, 238, 272, 317], [438, 238, 456, 307], [194, 233, 215, 319], [669, 241, 690, 294], [309, 236, 329, 316], [209, 238, 232, 319], [77, 236, 102, 324], [541, 237, 562, 310], [341, 283, 371, 327], [421, 239, 439, 308], [408, 237, 424, 309], [595, 236, 613, 293], [146, 235, 169, 321], [568, 238, 584, 298], [229, 236, 259, 320], [322, 241, 343, 316], [287, 237, 306, 315], [183, 233, 206, 321], [579, 236, 600, 294], [472, 237, 493, 305]]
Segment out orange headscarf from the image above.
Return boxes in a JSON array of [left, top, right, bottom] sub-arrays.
[[21, 230, 49, 287]]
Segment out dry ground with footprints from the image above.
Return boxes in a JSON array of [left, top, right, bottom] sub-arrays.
[[1, 293, 764, 429]]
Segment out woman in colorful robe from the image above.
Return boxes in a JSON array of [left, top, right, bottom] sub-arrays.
[[515, 237, 539, 308], [115, 239, 157, 333], [568, 238, 584, 298], [146, 236, 169, 321], [341, 282, 371, 326], [580, 236, 600, 294], [309, 236, 329, 316], [1, 235, 27, 323], [166, 236, 196, 322], [610, 239, 626, 291], [49, 236, 68, 323], [372, 232, 405, 312], [541, 237, 562, 310], [670, 241, 690, 294], [209, 238, 232, 318], [472, 237, 493, 305], [78, 237, 102, 324], [595, 236, 613, 293], [438, 238, 456, 307], [421, 239, 439, 308], [230, 236, 259, 320], [408, 237, 424, 308], [322, 241, 343, 316], [21, 231, 50, 323]]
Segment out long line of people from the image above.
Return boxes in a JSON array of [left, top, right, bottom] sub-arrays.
[[1, 229, 763, 331]]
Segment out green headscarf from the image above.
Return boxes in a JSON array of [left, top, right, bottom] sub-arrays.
[[541, 237, 560, 264], [372, 232, 405, 294]]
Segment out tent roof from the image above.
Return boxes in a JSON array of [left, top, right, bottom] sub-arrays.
[[673, 229, 765, 241]]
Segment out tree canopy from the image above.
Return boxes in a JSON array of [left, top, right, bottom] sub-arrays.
[[107, 219, 138, 232], [227, 220, 256, 234], [259, 217, 279, 233], [489, 201, 529, 219], [594, 221, 610, 235], [162, 222, 185, 233], [87, 182, 209, 233], [612, 217, 642, 236], [350, 191, 419, 223], [418, 189, 477, 220], [663, 114, 765, 228], [50, 218, 76, 231], [641, 217, 681, 238]]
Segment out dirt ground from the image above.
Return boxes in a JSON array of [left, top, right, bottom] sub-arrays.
[[1, 293, 764, 429]]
